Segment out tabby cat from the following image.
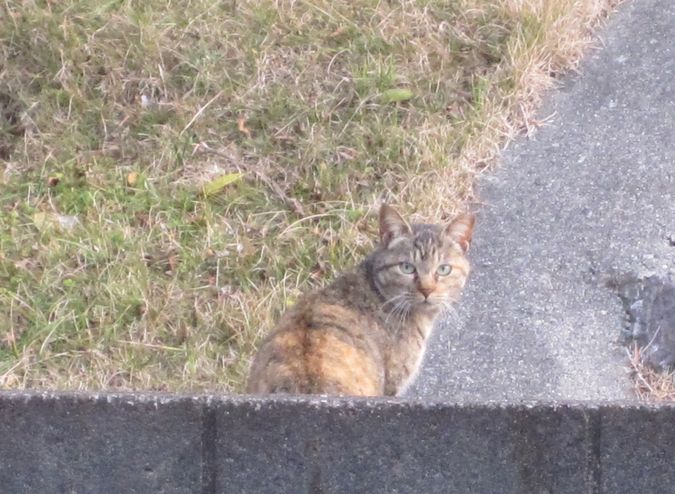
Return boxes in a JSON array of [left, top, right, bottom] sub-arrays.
[[246, 204, 474, 396]]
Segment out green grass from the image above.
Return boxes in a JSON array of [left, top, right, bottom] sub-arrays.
[[1, 0, 617, 391]]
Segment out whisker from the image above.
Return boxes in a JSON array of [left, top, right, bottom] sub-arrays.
[[383, 296, 408, 326], [438, 300, 460, 324], [426, 294, 457, 316], [380, 293, 407, 312], [385, 294, 415, 327]]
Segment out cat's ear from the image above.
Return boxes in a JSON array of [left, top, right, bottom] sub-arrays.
[[379, 204, 411, 247], [444, 213, 475, 253]]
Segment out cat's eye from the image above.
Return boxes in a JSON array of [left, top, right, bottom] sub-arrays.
[[399, 262, 416, 274], [436, 264, 452, 276]]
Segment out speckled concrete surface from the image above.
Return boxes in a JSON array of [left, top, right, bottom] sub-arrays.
[[2, 391, 675, 493]]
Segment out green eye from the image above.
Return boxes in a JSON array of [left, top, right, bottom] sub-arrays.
[[436, 264, 452, 276], [400, 262, 416, 274]]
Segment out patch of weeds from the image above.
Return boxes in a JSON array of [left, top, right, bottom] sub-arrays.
[[0, 91, 25, 160], [627, 343, 675, 402]]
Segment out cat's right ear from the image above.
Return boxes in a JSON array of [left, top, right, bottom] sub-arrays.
[[379, 204, 411, 247], [444, 213, 475, 253]]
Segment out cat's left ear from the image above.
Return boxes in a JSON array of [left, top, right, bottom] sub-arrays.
[[444, 213, 475, 253], [379, 204, 412, 247]]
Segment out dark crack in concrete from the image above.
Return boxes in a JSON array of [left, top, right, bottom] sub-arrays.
[[614, 274, 675, 370]]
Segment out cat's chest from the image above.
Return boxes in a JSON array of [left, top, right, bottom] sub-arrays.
[[400, 313, 433, 341], [387, 315, 435, 394], [403, 317, 433, 363]]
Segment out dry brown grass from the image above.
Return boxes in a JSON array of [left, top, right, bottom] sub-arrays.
[[626, 343, 675, 402], [412, 0, 622, 220], [1, 0, 622, 392]]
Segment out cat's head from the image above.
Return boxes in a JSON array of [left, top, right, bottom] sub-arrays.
[[369, 204, 474, 317]]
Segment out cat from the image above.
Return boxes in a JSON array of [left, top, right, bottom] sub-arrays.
[[246, 204, 474, 396]]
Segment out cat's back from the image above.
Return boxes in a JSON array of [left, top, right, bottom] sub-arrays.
[[246, 270, 387, 396]]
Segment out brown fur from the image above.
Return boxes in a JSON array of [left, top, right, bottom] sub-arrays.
[[246, 205, 474, 396]]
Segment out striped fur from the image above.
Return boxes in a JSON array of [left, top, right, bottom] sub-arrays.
[[246, 205, 474, 396]]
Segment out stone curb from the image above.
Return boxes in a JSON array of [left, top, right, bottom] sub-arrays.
[[1, 391, 674, 493]]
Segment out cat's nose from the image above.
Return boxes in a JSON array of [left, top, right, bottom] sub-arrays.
[[418, 286, 434, 299]]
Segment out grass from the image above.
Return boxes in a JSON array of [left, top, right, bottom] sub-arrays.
[[627, 344, 675, 402], [1, 0, 622, 392]]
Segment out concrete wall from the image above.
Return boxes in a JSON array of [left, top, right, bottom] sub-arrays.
[[1, 391, 674, 493]]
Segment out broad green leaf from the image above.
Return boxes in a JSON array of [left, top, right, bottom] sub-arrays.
[[380, 88, 414, 104], [202, 172, 244, 196], [32, 212, 48, 231]]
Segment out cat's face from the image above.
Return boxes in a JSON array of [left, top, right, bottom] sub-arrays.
[[370, 205, 474, 319]]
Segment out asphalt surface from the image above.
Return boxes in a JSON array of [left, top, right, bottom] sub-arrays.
[[409, 0, 675, 402]]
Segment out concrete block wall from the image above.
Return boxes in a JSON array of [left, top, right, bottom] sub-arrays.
[[1, 392, 674, 493]]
